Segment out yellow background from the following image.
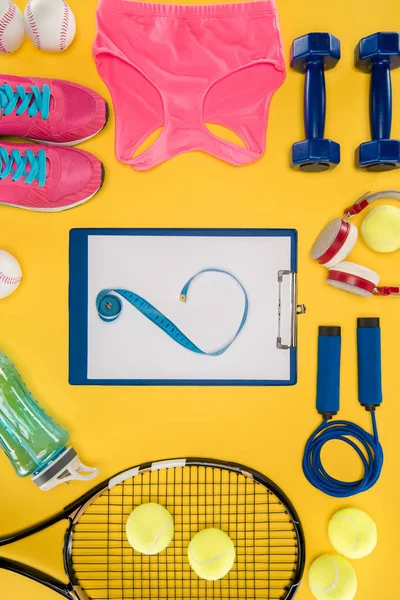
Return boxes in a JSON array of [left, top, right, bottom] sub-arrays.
[[1, 0, 399, 598]]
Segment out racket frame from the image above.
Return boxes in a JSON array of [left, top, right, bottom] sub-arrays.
[[0, 458, 305, 600]]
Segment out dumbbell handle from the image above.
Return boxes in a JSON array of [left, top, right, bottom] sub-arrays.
[[370, 60, 392, 140], [316, 327, 341, 417], [305, 60, 326, 140]]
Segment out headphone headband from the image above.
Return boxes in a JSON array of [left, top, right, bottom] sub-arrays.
[[344, 190, 400, 218]]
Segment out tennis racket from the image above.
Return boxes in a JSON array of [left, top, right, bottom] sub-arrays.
[[0, 458, 305, 600]]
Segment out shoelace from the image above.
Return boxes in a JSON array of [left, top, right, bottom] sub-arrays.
[[0, 83, 50, 119], [0, 147, 47, 187]]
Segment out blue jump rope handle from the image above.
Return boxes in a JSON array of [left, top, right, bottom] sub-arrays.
[[357, 318, 383, 408], [316, 326, 341, 417], [305, 60, 326, 139]]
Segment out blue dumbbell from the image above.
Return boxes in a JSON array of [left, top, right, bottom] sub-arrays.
[[356, 32, 400, 171], [291, 33, 341, 172]]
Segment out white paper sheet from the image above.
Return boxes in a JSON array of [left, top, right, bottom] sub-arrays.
[[86, 234, 293, 381]]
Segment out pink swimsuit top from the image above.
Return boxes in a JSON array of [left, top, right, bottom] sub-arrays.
[[94, 0, 285, 170]]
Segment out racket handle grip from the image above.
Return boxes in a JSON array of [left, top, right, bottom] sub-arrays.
[[316, 326, 341, 418], [357, 318, 383, 410]]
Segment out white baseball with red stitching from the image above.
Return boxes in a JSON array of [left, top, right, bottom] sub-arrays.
[[0, 250, 22, 299], [0, 0, 25, 54], [24, 0, 76, 52]]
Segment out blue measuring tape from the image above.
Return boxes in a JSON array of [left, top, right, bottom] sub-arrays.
[[96, 269, 248, 356]]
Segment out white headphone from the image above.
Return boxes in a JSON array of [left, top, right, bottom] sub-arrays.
[[312, 190, 400, 297]]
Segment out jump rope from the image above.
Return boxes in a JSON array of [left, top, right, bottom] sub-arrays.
[[303, 319, 384, 497]]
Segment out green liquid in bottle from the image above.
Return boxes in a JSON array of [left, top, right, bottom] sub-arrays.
[[0, 351, 69, 477]]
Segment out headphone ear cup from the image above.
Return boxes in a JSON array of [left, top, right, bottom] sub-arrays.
[[326, 261, 380, 297], [311, 219, 358, 268]]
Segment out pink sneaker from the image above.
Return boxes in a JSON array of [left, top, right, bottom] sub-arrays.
[[0, 75, 108, 145], [0, 142, 104, 212]]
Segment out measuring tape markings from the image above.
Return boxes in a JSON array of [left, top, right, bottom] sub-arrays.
[[96, 268, 248, 356]]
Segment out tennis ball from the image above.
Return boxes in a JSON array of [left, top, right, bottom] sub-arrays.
[[126, 503, 174, 555], [309, 554, 357, 600], [328, 508, 377, 559], [188, 528, 235, 581], [361, 205, 400, 253]]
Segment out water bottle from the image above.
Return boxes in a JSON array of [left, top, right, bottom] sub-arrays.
[[0, 350, 98, 491]]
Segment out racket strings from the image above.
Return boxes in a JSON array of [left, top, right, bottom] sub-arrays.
[[71, 466, 299, 599]]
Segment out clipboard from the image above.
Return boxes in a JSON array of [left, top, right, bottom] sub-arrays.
[[69, 228, 303, 386]]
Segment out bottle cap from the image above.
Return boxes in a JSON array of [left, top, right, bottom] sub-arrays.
[[32, 447, 99, 491]]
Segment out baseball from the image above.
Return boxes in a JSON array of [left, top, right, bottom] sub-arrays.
[[0, 0, 25, 54], [24, 0, 76, 52], [0, 250, 22, 299]]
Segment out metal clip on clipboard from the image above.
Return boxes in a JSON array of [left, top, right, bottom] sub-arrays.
[[277, 270, 306, 350]]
